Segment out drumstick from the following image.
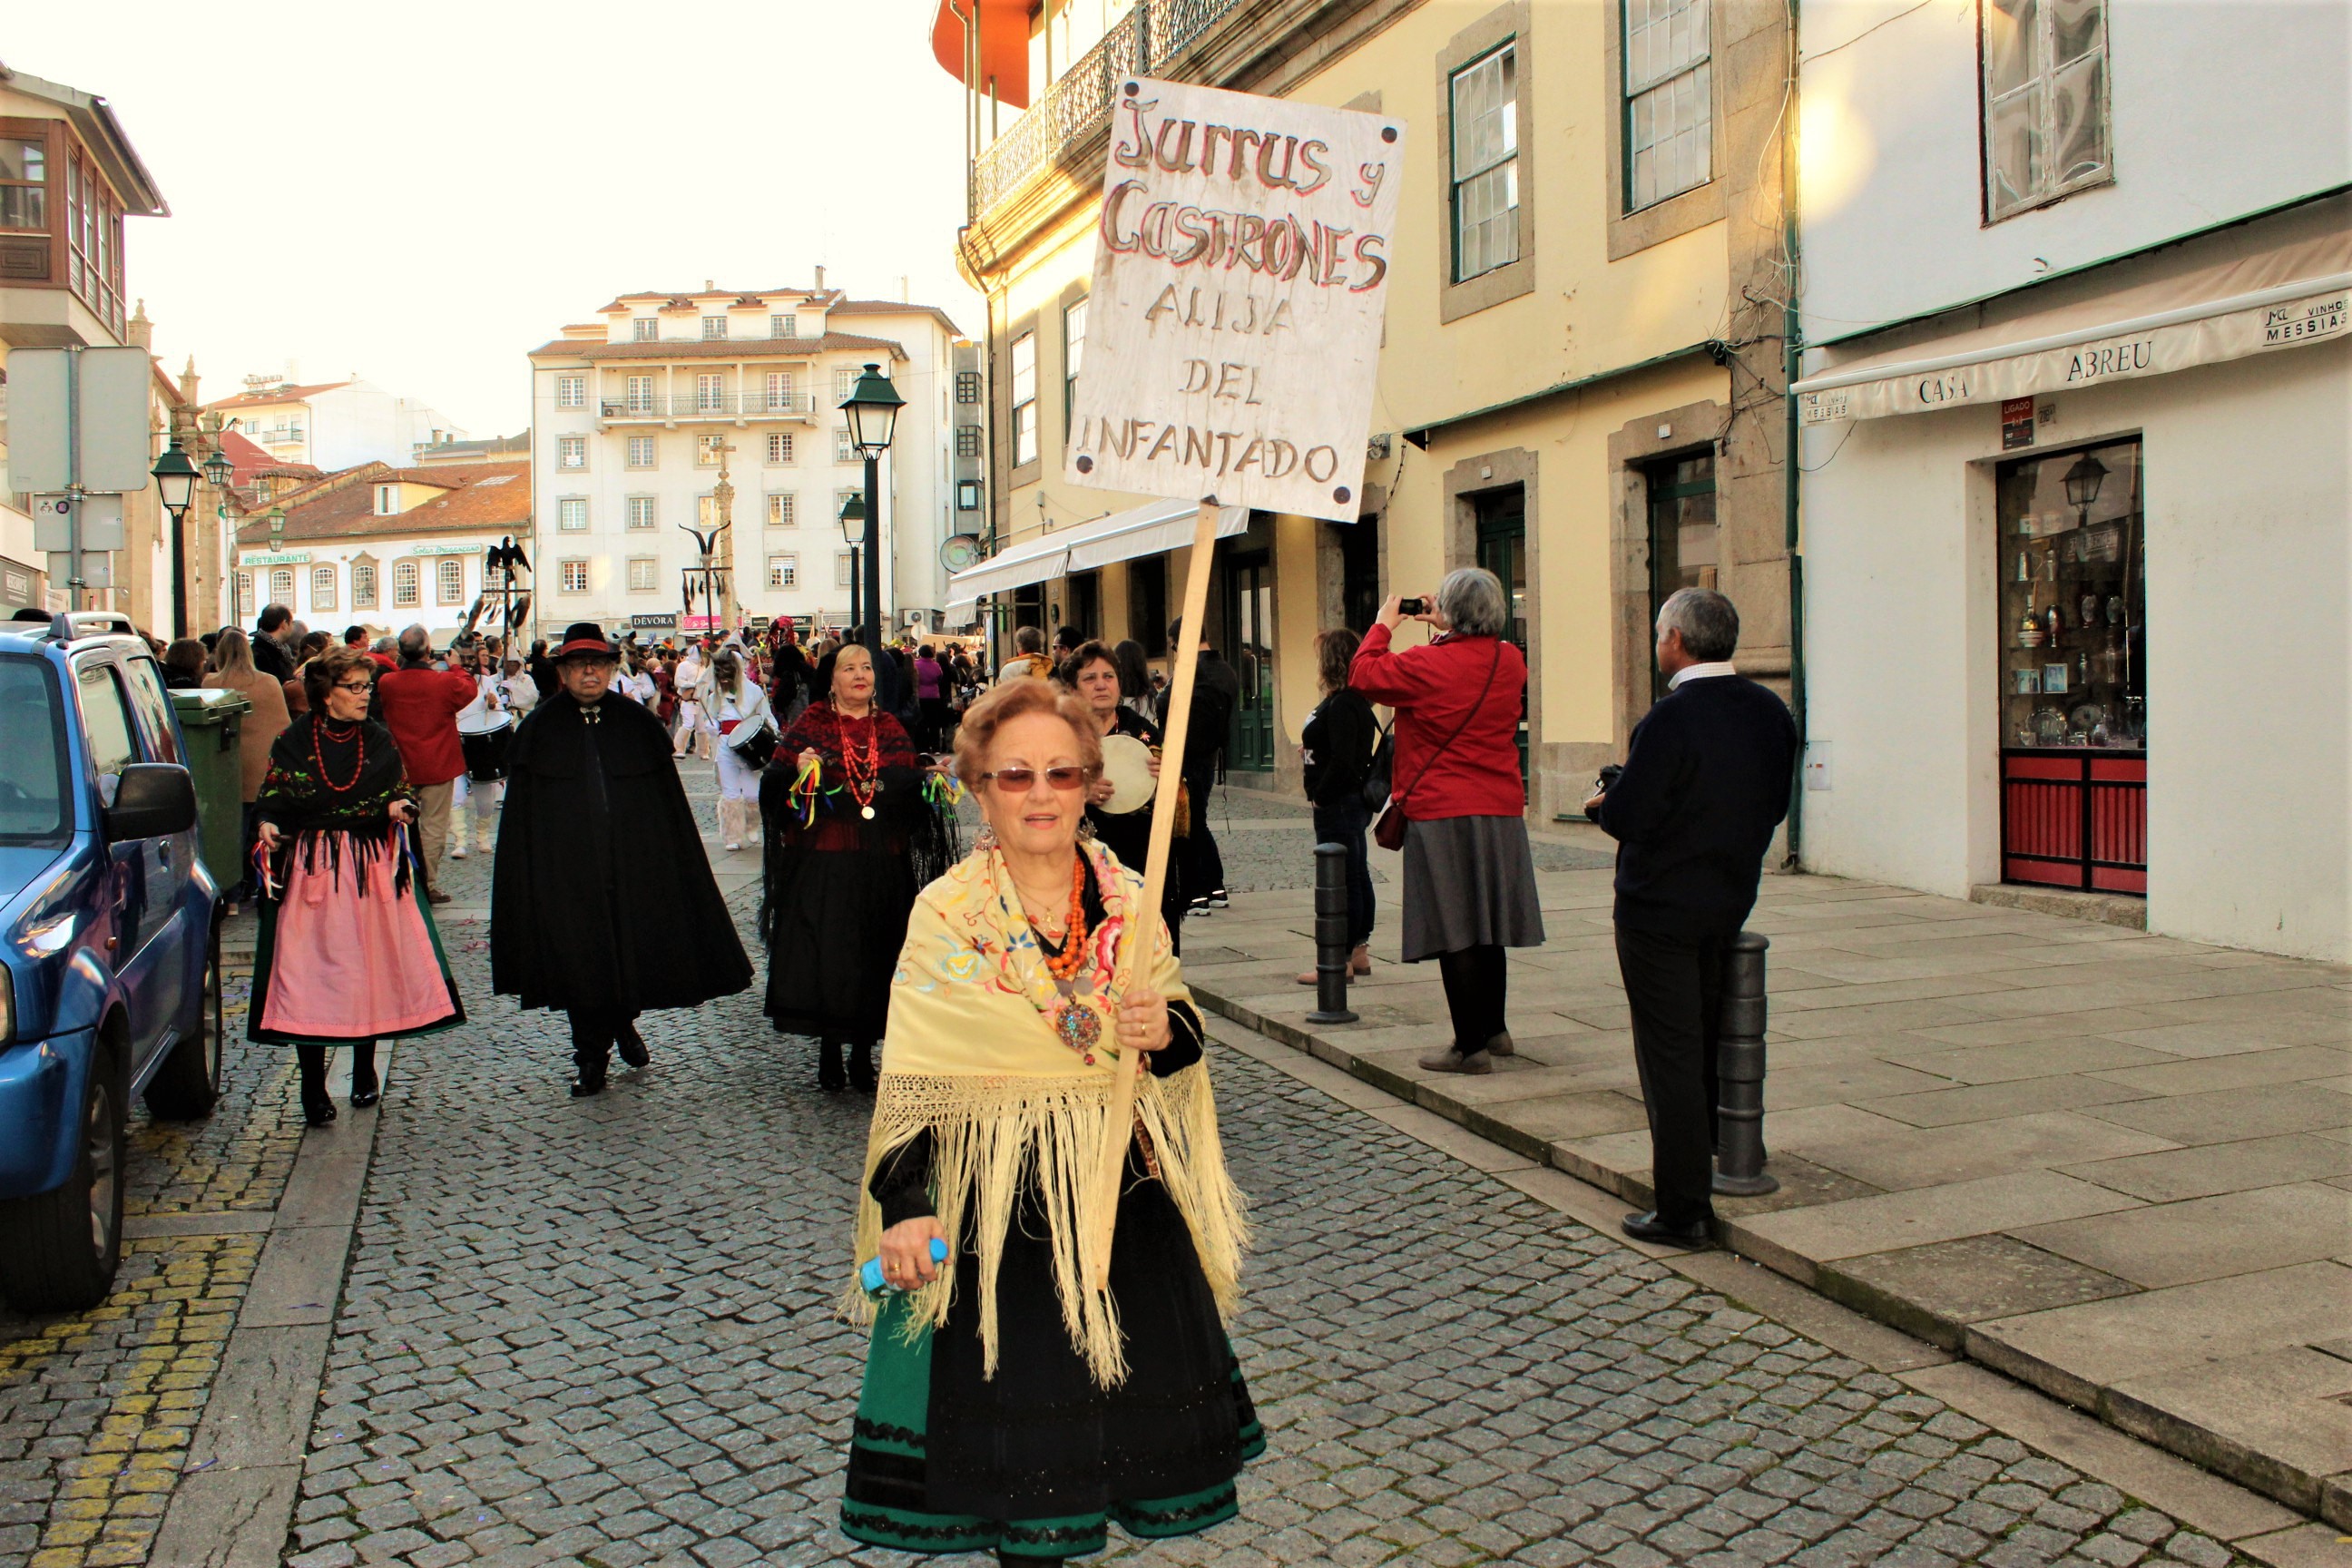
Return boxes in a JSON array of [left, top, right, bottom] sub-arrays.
[[1088, 497, 1219, 1292]]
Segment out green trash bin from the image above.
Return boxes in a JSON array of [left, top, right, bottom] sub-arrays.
[[171, 687, 251, 897]]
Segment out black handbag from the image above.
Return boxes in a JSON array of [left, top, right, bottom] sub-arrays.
[[1358, 720, 1395, 814]]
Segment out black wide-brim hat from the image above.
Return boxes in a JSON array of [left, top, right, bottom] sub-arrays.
[[554, 622, 619, 660]]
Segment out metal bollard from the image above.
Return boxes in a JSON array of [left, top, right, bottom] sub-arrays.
[[1305, 842, 1359, 1025], [1712, 930, 1778, 1195]]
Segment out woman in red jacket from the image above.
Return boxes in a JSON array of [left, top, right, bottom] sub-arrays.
[[1348, 567, 1545, 1073]]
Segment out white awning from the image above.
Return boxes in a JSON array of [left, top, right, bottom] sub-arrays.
[[1793, 213, 2352, 425], [946, 499, 1249, 599]]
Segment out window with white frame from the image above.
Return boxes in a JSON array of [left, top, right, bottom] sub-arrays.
[[835, 552, 857, 587], [627, 556, 659, 593], [556, 374, 585, 408], [625, 375, 655, 414], [768, 494, 796, 528], [1011, 331, 1038, 466], [772, 313, 797, 338], [701, 316, 727, 339], [769, 554, 799, 589], [558, 436, 587, 470], [436, 557, 465, 605], [270, 568, 294, 603], [235, 572, 254, 616], [835, 426, 858, 464], [1622, 0, 1711, 211], [559, 559, 588, 593], [632, 318, 657, 342], [352, 562, 377, 609], [698, 434, 725, 466], [375, 484, 399, 515], [1451, 44, 1521, 279], [765, 371, 797, 411], [767, 432, 795, 465], [1983, 0, 2112, 220], [311, 564, 337, 611], [696, 373, 724, 413], [558, 497, 589, 531], [394, 561, 420, 607], [832, 366, 858, 406], [626, 495, 658, 530], [626, 435, 656, 468], [1063, 298, 1087, 440]]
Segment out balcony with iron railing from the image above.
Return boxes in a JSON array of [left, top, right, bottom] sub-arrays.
[[967, 0, 1244, 223], [599, 393, 817, 422]]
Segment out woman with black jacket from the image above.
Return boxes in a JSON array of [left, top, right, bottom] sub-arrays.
[[1298, 627, 1378, 984]]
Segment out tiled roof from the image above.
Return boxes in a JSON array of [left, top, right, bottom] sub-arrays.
[[828, 299, 967, 337], [201, 380, 352, 411], [217, 431, 289, 485], [240, 461, 529, 547], [525, 331, 906, 362], [594, 288, 838, 312]]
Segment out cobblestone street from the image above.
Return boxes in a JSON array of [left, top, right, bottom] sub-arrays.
[[0, 767, 2286, 1567]]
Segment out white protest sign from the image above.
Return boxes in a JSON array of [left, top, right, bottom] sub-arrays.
[[1063, 78, 1404, 524]]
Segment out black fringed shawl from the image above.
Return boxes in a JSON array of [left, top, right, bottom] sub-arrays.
[[253, 714, 418, 899], [757, 702, 961, 946]]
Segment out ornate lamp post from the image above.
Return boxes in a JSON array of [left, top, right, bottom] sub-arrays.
[[838, 362, 904, 656], [148, 439, 200, 638]]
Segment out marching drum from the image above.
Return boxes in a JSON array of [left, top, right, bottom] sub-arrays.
[[461, 721, 514, 782], [1097, 733, 1156, 815]]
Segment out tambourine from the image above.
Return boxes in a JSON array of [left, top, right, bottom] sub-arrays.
[[1098, 733, 1156, 815]]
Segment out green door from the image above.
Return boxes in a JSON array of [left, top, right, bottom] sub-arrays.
[[1644, 452, 1718, 702], [1474, 490, 1528, 780], [1227, 555, 1275, 772]]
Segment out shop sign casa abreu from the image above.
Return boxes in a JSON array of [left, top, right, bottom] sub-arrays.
[[1064, 78, 1405, 524]]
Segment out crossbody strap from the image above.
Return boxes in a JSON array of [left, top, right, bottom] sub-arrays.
[[1394, 642, 1503, 810]]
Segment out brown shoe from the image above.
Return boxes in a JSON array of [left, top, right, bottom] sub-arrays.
[[1349, 944, 1371, 975], [426, 888, 453, 906], [1486, 1031, 1516, 1058], [1417, 1044, 1493, 1074]]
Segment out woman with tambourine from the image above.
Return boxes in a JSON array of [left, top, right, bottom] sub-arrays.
[[704, 647, 773, 853], [760, 642, 960, 1092], [1066, 639, 1189, 956]]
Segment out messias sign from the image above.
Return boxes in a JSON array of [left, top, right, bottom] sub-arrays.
[[1063, 78, 1405, 524]]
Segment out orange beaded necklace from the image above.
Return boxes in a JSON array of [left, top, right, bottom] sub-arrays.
[[1040, 854, 1090, 981]]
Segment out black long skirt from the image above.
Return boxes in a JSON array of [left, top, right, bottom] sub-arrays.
[[842, 1153, 1260, 1559], [763, 845, 915, 1041]]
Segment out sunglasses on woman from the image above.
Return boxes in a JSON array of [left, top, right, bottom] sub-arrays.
[[980, 765, 1097, 793]]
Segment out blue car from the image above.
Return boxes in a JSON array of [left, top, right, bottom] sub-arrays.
[[0, 611, 222, 1312]]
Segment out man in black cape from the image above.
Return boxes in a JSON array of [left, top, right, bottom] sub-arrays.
[[494, 622, 752, 1095]]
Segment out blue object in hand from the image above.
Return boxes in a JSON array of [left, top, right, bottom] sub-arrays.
[[860, 1238, 950, 1294]]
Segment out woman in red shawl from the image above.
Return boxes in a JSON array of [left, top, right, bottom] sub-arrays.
[[760, 642, 958, 1092]]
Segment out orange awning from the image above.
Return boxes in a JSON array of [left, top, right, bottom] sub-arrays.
[[930, 0, 1032, 109]]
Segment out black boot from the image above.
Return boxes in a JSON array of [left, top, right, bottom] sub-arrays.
[[616, 1019, 649, 1070], [297, 1044, 336, 1127], [848, 1039, 876, 1093], [570, 1013, 612, 1098], [817, 1036, 847, 1093], [348, 1040, 380, 1108]]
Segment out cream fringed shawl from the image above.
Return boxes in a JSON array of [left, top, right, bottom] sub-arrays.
[[843, 839, 1248, 1388]]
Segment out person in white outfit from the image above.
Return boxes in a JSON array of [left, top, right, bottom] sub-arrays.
[[500, 658, 538, 716], [450, 648, 514, 860], [703, 648, 772, 852], [673, 643, 707, 758]]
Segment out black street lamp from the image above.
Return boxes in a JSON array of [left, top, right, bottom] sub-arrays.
[[150, 438, 200, 638], [838, 494, 866, 634], [838, 362, 904, 656], [2063, 450, 2108, 525]]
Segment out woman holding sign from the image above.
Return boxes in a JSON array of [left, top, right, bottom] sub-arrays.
[[839, 679, 1258, 1565]]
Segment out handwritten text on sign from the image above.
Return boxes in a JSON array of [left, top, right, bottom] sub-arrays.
[[1063, 79, 1404, 524]]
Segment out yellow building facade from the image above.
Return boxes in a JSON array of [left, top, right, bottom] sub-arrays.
[[952, 0, 1791, 819]]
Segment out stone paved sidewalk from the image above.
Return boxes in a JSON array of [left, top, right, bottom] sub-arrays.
[[1179, 840, 2352, 1530]]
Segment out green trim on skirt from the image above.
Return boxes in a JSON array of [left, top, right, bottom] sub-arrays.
[[839, 1296, 1265, 1560]]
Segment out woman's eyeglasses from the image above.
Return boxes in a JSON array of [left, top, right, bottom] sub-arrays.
[[333, 681, 373, 694], [981, 766, 1096, 793]]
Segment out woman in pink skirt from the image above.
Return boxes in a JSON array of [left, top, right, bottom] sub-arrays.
[[251, 644, 466, 1126]]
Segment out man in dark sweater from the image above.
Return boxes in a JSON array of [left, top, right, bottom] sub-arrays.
[[1591, 588, 1796, 1247]]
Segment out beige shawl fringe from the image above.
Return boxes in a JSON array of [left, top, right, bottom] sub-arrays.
[[841, 1061, 1248, 1388]]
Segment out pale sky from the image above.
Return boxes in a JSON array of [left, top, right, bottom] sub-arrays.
[[12, 0, 983, 440]]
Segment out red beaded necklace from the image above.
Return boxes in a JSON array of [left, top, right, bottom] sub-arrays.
[[311, 719, 366, 793], [836, 704, 881, 817], [1039, 855, 1091, 982]]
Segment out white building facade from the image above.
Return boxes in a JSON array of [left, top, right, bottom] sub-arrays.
[[525, 282, 967, 640], [204, 372, 466, 472], [1790, 0, 2351, 961]]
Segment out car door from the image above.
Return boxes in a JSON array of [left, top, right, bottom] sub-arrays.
[[117, 655, 196, 1060], [72, 657, 169, 1056]]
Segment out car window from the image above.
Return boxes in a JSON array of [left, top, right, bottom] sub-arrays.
[[120, 655, 181, 765], [77, 661, 142, 805], [0, 657, 71, 844]]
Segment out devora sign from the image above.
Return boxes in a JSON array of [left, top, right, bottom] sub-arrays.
[[1063, 78, 1404, 524]]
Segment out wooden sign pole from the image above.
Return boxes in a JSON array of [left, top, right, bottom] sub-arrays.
[[1087, 495, 1221, 1290]]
